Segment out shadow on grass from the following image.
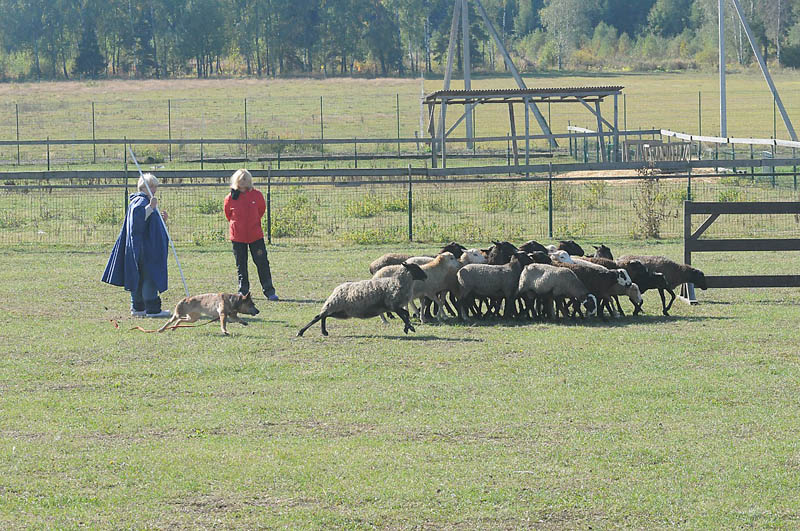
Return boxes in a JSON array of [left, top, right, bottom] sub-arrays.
[[339, 334, 483, 342], [424, 313, 734, 329]]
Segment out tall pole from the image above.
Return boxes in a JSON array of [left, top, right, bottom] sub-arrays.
[[461, 0, 473, 149], [719, 0, 727, 137], [730, 0, 797, 140]]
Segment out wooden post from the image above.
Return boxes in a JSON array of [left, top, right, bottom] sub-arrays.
[[508, 103, 519, 166]]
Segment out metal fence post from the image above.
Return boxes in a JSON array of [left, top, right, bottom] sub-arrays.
[[319, 95, 324, 156], [771, 140, 776, 187], [266, 168, 272, 244], [200, 139, 204, 170], [244, 98, 248, 161], [687, 166, 692, 201], [46, 136, 50, 171], [354, 139, 358, 168], [408, 165, 413, 242], [91, 101, 96, 164], [396, 93, 401, 158], [167, 99, 172, 162], [15, 103, 20, 165], [794, 147, 797, 191], [548, 163, 554, 239], [124, 137, 129, 214], [750, 144, 755, 182], [583, 134, 587, 163]]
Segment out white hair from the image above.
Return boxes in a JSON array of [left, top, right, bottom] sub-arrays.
[[137, 173, 159, 194]]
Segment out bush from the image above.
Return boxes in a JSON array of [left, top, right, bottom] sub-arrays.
[[482, 185, 518, 213], [93, 204, 119, 225], [269, 189, 317, 238], [196, 198, 222, 215], [632, 172, 669, 239], [345, 193, 384, 218], [342, 227, 405, 245], [580, 180, 608, 209], [0, 211, 23, 229], [718, 188, 744, 202], [191, 229, 227, 246]]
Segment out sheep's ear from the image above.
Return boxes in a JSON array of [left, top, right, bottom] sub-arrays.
[[593, 245, 600, 250]]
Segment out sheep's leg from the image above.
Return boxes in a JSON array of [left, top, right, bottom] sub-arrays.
[[632, 300, 644, 316], [662, 287, 676, 316], [297, 313, 323, 337], [457, 291, 471, 321], [409, 298, 421, 318], [572, 298, 585, 319], [379, 313, 389, 324], [613, 295, 625, 316], [503, 295, 516, 319], [396, 308, 416, 334], [320, 316, 329, 336]]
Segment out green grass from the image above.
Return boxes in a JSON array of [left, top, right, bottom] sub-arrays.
[[1, 71, 800, 168], [2, 241, 800, 527]]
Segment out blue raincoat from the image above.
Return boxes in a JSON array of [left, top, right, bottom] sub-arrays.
[[101, 192, 169, 293]]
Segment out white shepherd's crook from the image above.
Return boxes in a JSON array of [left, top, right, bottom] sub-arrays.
[[127, 146, 189, 297]]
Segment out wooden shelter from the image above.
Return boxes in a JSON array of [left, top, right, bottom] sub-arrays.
[[424, 86, 624, 168]]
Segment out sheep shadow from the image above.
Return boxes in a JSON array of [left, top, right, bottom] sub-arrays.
[[271, 298, 326, 305], [340, 334, 483, 342]]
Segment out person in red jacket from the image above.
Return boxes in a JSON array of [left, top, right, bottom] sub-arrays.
[[224, 169, 278, 301]]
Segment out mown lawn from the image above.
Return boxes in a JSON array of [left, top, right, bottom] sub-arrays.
[[2, 240, 800, 527]]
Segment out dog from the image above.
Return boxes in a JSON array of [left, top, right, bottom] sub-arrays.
[[157, 292, 260, 335]]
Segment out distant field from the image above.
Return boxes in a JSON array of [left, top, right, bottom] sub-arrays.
[[3, 242, 800, 527], [1, 71, 799, 168]]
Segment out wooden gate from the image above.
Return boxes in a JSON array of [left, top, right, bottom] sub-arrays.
[[682, 201, 800, 303]]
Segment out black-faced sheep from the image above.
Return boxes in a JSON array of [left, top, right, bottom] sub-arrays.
[[555, 261, 631, 319], [557, 240, 585, 257], [519, 239, 548, 254], [517, 263, 597, 319], [297, 262, 427, 336], [457, 251, 534, 319], [589, 256, 668, 315], [617, 255, 707, 315]]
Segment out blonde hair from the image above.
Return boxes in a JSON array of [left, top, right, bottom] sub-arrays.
[[137, 173, 159, 194], [230, 169, 253, 191]]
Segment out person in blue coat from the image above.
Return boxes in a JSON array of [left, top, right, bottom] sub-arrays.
[[102, 173, 171, 318]]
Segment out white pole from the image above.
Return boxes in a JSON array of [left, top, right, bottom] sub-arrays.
[[719, 0, 727, 137], [127, 146, 189, 297]]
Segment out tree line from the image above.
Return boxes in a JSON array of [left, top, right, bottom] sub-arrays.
[[1, 0, 799, 81]]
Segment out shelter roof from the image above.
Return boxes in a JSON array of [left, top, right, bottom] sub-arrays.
[[423, 86, 623, 105]]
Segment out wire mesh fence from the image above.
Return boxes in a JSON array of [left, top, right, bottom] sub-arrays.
[[3, 165, 800, 247]]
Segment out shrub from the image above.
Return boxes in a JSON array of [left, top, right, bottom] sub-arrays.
[[632, 171, 669, 239], [197, 198, 222, 215], [0, 211, 23, 229], [580, 180, 608, 209], [93, 204, 119, 225], [345, 193, 384, 218], [482, 185, 518, 213], [269, 189, 317, 238], [342, 227, 405, 245], [191, 229, 227, 246], [382, 194, 408, 212], [718, 188, 744, 202]]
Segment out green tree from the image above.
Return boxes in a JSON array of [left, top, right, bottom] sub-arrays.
[[540, 0, 589, 69], [74, 7, 106, 77]]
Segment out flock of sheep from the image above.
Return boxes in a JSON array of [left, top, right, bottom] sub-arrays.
[[297, 240, 708, 337]]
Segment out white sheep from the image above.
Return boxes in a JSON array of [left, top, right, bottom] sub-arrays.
[[297, 262, 427, 336], [517, 263, 597, 319]]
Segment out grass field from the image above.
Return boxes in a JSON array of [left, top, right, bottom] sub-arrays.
[[3, 241, 800, 527], [2, 71, 800, 168]]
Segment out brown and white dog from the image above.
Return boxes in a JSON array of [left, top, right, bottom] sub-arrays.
[[157, 292, 260, 335]]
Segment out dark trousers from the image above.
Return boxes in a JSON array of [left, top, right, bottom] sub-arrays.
[[232, 238, 275, 297]]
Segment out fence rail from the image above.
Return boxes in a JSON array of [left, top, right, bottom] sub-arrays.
[[2, 158, 800, 247]]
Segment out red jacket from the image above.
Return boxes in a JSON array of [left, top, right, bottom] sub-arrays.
[[224, 189, 266, 243]]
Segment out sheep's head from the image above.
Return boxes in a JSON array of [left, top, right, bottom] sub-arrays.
[[519, 239, 547, 254], [558, 240, 584, 257], [433, 251, 460, 271], [487, 241, 518, 265], [549, 250, 573, 264], [691, 268, 707, 290], [510, 251, 535, 268], [402, 262, 428, 281], [582, 294, 598, 317], [528, 251, 552, 264], [614, 268, 632, 287], [593, 244, 613, 260], [440, 241, 466, 258], [627, 283, 643, 306], [459, 248, 487, 265]]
